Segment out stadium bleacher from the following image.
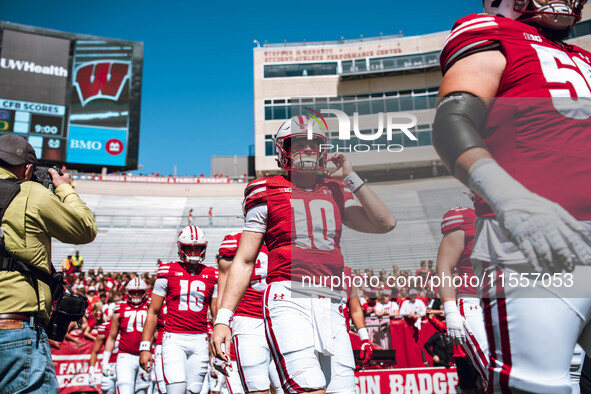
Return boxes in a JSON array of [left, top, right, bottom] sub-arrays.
[[52, 177, 467, 273]]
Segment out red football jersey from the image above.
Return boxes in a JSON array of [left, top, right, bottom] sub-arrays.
[[441, 14, 591, 220], [156, 262, 218, 334], [441, 207, 477, 296], [244, 175, 355, 284], [218, 232, 269, 319], [114, 300, 149, 355], [155, 303, 167, 345], [97, 321, 119, 363]]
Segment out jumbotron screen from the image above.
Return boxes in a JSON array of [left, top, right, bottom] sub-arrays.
[[0, 22, 143, 171]]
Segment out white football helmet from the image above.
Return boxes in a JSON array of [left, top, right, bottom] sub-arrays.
[[177, 225, 208, 264], [126, 277, 148, 305], [484, 0, 586, 30], [275, 115, 329, 171]]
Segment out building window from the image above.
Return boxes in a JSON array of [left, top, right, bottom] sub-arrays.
[[264, 62, 338, 78]]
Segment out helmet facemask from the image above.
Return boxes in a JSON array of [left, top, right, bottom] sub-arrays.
[[179, 244, 207, 264], [128, 290, 147, 305]]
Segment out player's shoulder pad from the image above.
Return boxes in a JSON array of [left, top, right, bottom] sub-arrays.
[[441, 207, 476, 235], [440, 13, 502, 74], [203, 266, 219, 279], [244, 176, 291, 211], [218, 232, 241, 258], [156, 261, 177, 278]]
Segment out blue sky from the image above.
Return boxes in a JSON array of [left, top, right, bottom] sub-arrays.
[[0, 1, 482, 176]]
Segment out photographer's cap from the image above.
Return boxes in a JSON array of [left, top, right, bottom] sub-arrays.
[[0, 135, 37, 166]]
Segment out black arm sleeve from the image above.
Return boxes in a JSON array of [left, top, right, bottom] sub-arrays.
[[424, 333, 438, 356], [432, 91, 489, 175]]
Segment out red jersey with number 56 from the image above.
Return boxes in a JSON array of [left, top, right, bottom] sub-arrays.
[[114, 300, 149, 355], [244, 175, 355, 284], [155, 262, 218, 334], [97, 321, 119, 363], [219, 232, 269, 319], [441, 14, 591, 220], [441, 207, 477, 296]]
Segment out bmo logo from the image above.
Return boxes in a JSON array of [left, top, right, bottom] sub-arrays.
[[106, 139, 124, 155], [69, 138, 124, 155], [70, 139, 102, 151]]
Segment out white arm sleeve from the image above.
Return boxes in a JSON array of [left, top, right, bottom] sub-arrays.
[[243, 203, 268, 233], [152, 278, 168, 297], [212, 283, 218, 298]]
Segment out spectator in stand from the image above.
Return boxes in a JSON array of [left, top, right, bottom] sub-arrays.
[[208, 206, 213, 226], [84, 303, 105, 342], [363, 293, 379, 317], [427, 260, 435, 275], [399, 289, 427, 321], [87, 286, 100, 305], [390, 264, 399, 277], [424, 330, 454, 368], [374, 290, 399, 318], [106, 290, 123, 317], [415, 261, 427, 276], [62, 255, 75, 274], [72, 250, 84, 272]]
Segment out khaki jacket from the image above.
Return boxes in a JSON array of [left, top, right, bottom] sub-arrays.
[[0, 167, 96, 323]]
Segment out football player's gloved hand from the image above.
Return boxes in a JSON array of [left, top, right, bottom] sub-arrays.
[[469, 159, 591, 273], [101, 352, 114, 377], [357, 327, 373, 364], [88, 366, 97, 388], [360, 340, 374, 364], [139, 369, 150, 382], [212, 356, 232, 377], [443, 301, 473, 345]]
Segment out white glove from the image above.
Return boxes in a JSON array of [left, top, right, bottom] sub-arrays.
[[443, 301, 473, 345], [139, 369, 150, 382], [88, 366, 97, 388], [212, 356, 232, 377], [101, 351, 114, 377], [469, 159, 591, 273]]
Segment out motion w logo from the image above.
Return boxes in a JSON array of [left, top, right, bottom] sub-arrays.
[[74, 61, 131, 106]]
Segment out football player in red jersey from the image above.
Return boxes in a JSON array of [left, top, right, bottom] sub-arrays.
[[103, 277, 151, 394], [140, 225, 218, 394], [436, 205, 489, 384], [212, 116, 396, 394], [217, 232, 282, 394], [433, 1, 591, 391]]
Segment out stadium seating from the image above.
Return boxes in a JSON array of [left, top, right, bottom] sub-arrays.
[[52, 178, 467, 273]]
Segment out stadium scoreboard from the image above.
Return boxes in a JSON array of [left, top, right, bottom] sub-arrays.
[[0, 22, 143, 171]]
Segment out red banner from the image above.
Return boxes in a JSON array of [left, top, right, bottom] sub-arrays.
[[355, 367, 459, 394], [51, 329, 102, 393]]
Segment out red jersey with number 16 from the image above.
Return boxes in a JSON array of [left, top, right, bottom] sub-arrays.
[[156, 262, 218, 334], [114, 300, 149, 355], [219, 232, 269, 319], [441, 14, 591, 220], [244, 175, 356, 284]]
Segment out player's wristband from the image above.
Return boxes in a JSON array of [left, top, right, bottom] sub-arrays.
[[358, 327, 369, 342], [214, 308, 234, 326], [139, 341, 151, 352], [343, 172, 365, 193], [443, 300, 459, 316]]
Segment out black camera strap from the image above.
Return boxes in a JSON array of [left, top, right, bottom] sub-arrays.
[[0, 178, 64, 315]]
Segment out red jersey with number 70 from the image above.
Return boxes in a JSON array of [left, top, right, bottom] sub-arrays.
[[155, 262, 218, 334], [114, 300, 149, 355], [440, 14, 591, 220], [243, 175, 356, 284], [218, 232, 269, 319]]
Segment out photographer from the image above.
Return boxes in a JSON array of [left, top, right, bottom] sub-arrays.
[[0, 135, 97, 393]]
